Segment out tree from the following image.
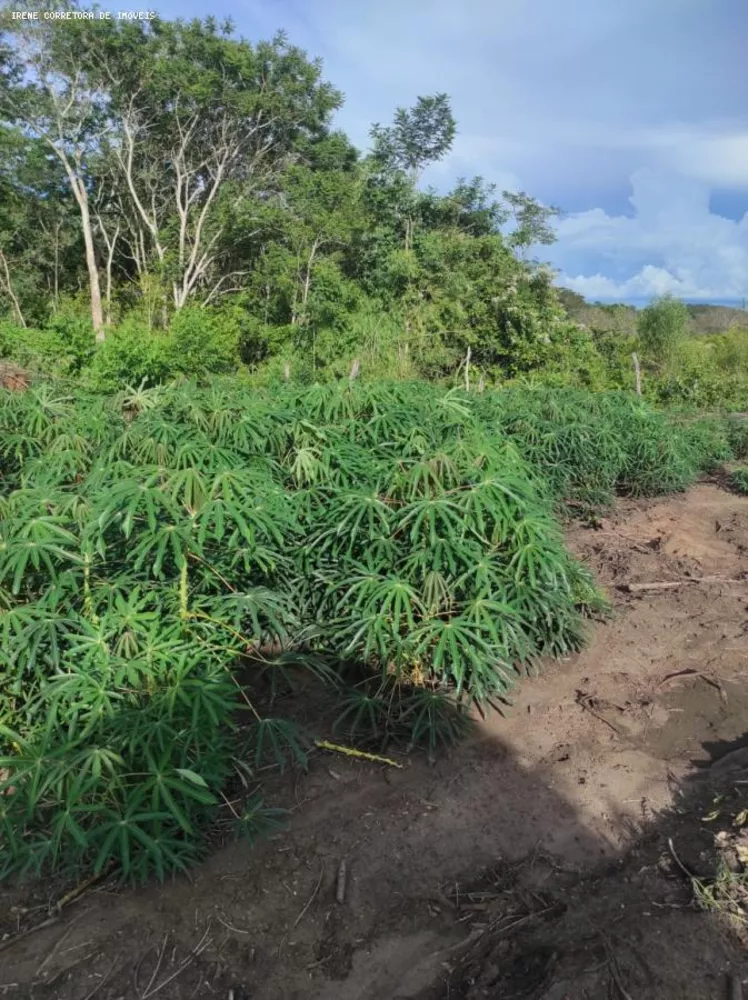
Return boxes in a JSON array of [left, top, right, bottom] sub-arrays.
[[370, 94, 456, 251], [503, 191, 560, 257], [556, 287, 587, 321], [107, 24, 342, 311], [0, 14, 576, 386], [637, 295, 689, 369], [1, 12, 343, 332], [420, 176, 507, 237], [0, 124, 82, 326], [2, 10, 112, 338], [370, 93, 456, 184]]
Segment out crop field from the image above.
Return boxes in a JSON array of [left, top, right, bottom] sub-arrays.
[[0, 380, 740, 882], [2, 380, 748, 1000], [3, 6, 748, 997]]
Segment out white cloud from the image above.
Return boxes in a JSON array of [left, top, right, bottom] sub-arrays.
[[428, 135, 522, 193], [155, 0, 748, 301], [555, 169, 748, 301], [575, 125, 748, 190]]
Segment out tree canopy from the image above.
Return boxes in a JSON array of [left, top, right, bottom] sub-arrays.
[[0, 5, 584, 384]]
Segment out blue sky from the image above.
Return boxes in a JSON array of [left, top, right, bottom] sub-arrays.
[[154, 0, 748, 303]]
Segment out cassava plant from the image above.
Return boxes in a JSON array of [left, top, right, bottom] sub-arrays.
[[0, 378, 736, 882]]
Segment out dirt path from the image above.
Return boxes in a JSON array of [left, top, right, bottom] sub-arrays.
[[2, 483, 748, 1000]]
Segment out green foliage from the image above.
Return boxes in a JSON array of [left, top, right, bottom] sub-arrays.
[[0, 377, 738, 883], [370, 93, 456, 182], [727, 417, 748, 460], [1, 11, 747, 404], [482, 388, 731, 508], [637, 295, 689, 370], [650, 332, 748, 412], [169, 308, 240, 377], [83, 312, 241, 391], [85, 321, 174, 390], [0, 314, 96, 377], [729, 467, 748, 495]]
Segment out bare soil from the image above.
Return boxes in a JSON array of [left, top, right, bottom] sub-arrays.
[[2, 481, 748, 1000]]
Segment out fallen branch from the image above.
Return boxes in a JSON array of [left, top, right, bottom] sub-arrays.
[[54, 865, 115, 913], [0, 862, 115, 955], [621, 575, 746, 593], [657, 668, 727, 703], [315, 740, 402, 769], [575, 691, 624, 737]]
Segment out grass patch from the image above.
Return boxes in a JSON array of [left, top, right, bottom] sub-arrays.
[[729, 467, 748, 495]]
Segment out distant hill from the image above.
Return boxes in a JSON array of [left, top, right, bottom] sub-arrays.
[[556, 288, 748, 336], [684, 303, 748, 334]]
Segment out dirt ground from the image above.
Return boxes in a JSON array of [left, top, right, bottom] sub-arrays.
[[2, 480, 748, 1000]]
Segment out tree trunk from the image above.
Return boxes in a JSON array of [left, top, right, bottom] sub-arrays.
[[52, 223, 60, 312], [0, 249, 27, 328], [57, 153, 105, 341], [100, 222, 120, 328], [299, 238, 320, 321], [80, 205, 105, 341]]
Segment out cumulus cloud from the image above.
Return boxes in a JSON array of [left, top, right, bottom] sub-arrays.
[[156, 0, 748, 301], [574, 125, 748, 190], [554, 169, 748, 301]]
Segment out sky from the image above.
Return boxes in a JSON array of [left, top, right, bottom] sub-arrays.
[[153, 0, 748, 304]]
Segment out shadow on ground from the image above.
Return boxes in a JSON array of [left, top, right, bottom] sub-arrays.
[[3, 729, 748, 1000], [2, 482, 748, 1000], [414, 731, 748, 1000]]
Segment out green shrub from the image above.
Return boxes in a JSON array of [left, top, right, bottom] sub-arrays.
[[0, 315, 96, 376], [637, 295, 688, 369], [477, 388, 729, 508], [729, 467, 748, 495], [727, 417, 748, 460], [0, 379, 735, 883], [85, 320, 173, 391], [168, 307, 240, 376], [84, 310, 241, 391]]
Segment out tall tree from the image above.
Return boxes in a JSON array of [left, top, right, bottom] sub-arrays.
[[0, 124, 81, 326], [1, 10, 112, 338], [106, 22, 342, 311], [370, 94, 456, 251]]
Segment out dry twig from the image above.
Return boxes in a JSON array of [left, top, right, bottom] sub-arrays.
[[35, 914, 84, 983], [657, 668, 727, 703], [621, 575, 746, 593], [575, 691, 624, 736], [293, 863, 325, 928], [79, 954, 120, 1000], [140, 925, 212, 999]]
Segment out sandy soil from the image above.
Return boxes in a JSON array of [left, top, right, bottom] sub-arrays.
[[2, 481, 748, 1000]]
